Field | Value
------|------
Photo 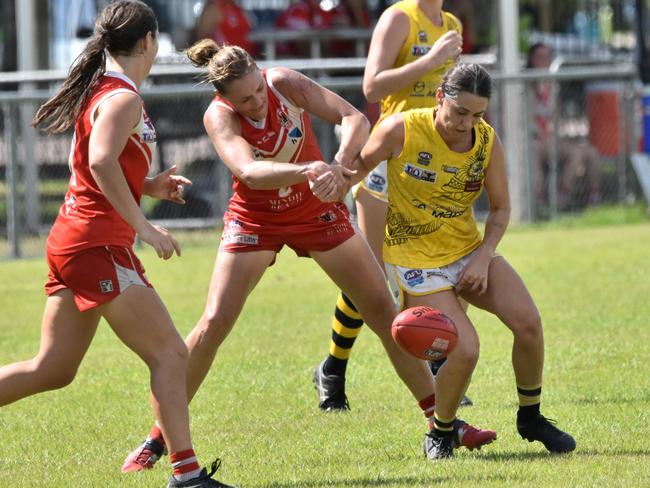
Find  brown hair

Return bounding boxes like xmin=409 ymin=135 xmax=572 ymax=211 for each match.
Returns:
xmin=185 ymin=39 xmax=256 ymax=93
xmin=32 ymin=0 xmax=157 ymax=134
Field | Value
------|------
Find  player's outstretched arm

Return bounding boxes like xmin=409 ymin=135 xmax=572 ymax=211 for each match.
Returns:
xmin=203 ymin=101 xmax=322 ymax=189
xmin=269 ymin=68 xmax=370 ymax=170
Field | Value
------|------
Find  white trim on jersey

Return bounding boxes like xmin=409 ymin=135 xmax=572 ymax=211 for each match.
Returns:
xmin=266 ymin=68 xmax=304 ymax=115
xmin=89 ymin=88 xmax=138 ymax=126
xmin=104 ymin=71 xmax=138 ymax=91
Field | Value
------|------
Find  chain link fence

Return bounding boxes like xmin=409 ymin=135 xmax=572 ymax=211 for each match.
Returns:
xmin=0 ymin=59 xmax=643 ymax=259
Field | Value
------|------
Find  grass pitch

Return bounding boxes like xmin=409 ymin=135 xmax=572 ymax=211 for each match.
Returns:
xmin=1 ymin=216 xmax=649 ymax=487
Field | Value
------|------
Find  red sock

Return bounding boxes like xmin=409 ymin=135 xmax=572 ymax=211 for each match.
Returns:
xmin=170 ymin=449 xmax=201 ymax=481
xmin=418 ymin=394 xmax=436 ymax=430
xmin=148 ymin=424 xmax=166 ymax=446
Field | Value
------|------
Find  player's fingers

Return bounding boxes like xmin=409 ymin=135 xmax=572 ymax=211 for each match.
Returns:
xmin=171 ymin=235 xmax=181 ymax=257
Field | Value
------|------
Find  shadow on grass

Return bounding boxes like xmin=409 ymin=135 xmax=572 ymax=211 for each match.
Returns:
xmin=479 ymin=448 xmax=650 ymax=462
xmin=256 ymin=474 xmax=522 ymax=488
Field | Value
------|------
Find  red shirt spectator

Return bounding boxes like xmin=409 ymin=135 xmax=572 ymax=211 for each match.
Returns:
xmin=275 ymin=0 xmax=370 ymax=57
xmin=193 ymin=0 xmax=257 ymax=55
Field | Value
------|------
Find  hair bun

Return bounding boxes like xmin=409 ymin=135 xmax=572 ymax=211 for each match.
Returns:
xmin=186 ymin=39 xmax=220 ymax=67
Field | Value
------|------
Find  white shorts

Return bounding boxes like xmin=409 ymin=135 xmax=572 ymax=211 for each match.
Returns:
xmin=385 ymin=248 xmax=482 ymax=309
xmin=352 ymin=160 xmax=388 ymax=203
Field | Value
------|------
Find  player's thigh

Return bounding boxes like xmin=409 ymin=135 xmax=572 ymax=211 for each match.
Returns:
xmin=37 ymin=290 xmax=102 ymax=370
xmin=355 ymin=188 xmax=388 ymax=266
xmin=461 ymin=256 xmax=541 ymax=334
xmin=100 ymin=285 xmax=186 ymax=366
xmin=311 ymin=234 xmax=396 ymax=327
xmin=202 ymin=250 xmax=277 ymax=322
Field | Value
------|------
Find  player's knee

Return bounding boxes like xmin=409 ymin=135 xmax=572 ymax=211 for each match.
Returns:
xmin=31 ymin=358 xmax=78 ymax=390
xmin=197 ymin=307 xmax=237 ymax=347
xmin=449 ymin=335 xmax=480 ymax=372
xmin=514 ymin=309 xmax=543 ymax=344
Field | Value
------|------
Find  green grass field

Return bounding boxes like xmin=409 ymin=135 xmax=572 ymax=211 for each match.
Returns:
xmin=1 ymin=217 xmax=649 ymax=487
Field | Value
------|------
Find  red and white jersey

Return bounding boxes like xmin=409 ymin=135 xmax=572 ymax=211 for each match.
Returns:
xmin=47 ymin=71 xmax=156 ymax=254
xmin=212 ymin=69 xmax=332 ymax=225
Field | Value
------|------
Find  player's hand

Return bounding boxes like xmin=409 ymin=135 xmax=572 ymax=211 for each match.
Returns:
xmin=427 ymin=31 xmax=463 ymax=66
xmin=456 ymin=250 xmax=491 ymax=295
xmin=145 ymin=165 xmax=192 ymax=204
xmin=307 ymin=163 xmax=355 ymax=201
xmin=139 ymin=223 xmax=181 ymax=259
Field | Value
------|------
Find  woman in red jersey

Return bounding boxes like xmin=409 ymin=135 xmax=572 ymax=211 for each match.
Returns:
xmin=123 ymin=37 xmax=442 ymax=470
xmin=0 ymin=2 xmax=231 ymax=487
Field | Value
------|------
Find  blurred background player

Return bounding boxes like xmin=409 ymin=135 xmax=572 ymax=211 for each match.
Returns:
xmin=317 ymin=63 xmax=576 ymax=459
xmin=192 ymin=0 xmax=257 ymax=55
xmin=527 ymin=42 xmax=603 ymax=210
xmin=0 ymin=1 xmax=230 ymax=486
xmin=312 ymin=0 xmax=475 ymax=412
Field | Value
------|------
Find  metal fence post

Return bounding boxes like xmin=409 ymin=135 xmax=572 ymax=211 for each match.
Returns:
xmin=3 ymin=103 xmax=22 ymax=258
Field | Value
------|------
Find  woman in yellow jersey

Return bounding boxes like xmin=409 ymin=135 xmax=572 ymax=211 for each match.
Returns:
xmin=315 ymin=63 xmax=576 ymax=459
xmin=313 ymin=0 xmax=473 ymax=413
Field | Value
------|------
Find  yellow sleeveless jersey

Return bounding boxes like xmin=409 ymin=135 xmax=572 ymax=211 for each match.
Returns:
xmin=384 ymin=108 xmax=495 ymax=268
xmin=378 ymin=2 xmax=461 ymax=125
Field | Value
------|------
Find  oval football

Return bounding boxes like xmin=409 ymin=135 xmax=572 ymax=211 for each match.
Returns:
xmin=391 ymin=307 xmax=458 ymax=361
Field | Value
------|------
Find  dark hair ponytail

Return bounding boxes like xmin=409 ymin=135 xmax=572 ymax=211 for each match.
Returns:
xmin=33 ymin=0 xmax=157 ymax=134
xmin=440 ymin=63 xmax=492 ymax=100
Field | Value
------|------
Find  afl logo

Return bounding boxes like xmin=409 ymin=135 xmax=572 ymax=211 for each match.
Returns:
xmin=404 ymin=269 xmax=422 ymax=281
xmin=369 ymin=174 xmax=386 ymax=186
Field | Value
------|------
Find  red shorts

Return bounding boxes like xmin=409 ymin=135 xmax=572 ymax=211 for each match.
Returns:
xmin=220 ymin=202 xmax=356 ymax=256
xmin=45 ymin=245 xmax=152 ymax=312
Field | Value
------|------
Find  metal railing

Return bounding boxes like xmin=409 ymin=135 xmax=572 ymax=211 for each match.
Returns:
xmin=0 ymin=58 xmax=641 ymax=259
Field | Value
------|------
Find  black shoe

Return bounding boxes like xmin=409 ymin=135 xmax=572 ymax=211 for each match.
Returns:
xmin=167 ymin=459 xmax=236 ymax=488
xmin=459 ymin=395 xmax=474 ymax=407
xmin=312 ymin=360 xmax=350 ymax=411
xmin=423 ymin=430 xmax=453 ymax=460
xmin=517 ymin=414 xmax=576 ymax=454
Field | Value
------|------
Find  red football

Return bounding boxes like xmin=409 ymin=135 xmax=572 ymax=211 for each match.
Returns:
xmin=391 ymin=306 xmax=458 ymax=361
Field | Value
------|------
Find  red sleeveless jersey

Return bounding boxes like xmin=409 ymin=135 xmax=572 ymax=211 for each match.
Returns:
xmin=47 ymin=72 xmax=156 ymax=254
xmin=213 ymin=69 xmax=333 ymax=225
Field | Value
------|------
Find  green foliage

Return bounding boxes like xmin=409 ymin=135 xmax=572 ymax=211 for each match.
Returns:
xmin=1 ymin=222 xmax=649 ymax=487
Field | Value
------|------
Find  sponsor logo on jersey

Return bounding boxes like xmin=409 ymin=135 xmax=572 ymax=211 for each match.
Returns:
xmin=256 ymin=131 xmax=276 ymax=145
xmin=426 ymin=269 xmax=447 ymax=279
xmin=226 ymin=219 xmax=243 ymax=228
xmin=411 ymin=45 xmax=432 ymax=56
xmin=288 ymin=126 xmax=303 ymax=143
xmin=418 ymin=31 xmax=428 ymax=42
xmin=413 ymin=81 xmax=425 ymax=93
xmin=319 ymin=210 xmax=338 ymax=223
xmin=405 ymin=163 xmax=437 ymax=183
xmin=141 ymin=111 xmax=157 ymax=143
xmin=269 ymin=191 xmax=303 ymax=212
xmin=222 ymin=233 xmax=259 ymax=245
xmin=442 ymin=164 xmax=459 ymax=174
xmin=277 ymin=108 xmax=291 ymax=128
xmin=404 ymin=268 xmax=424 ymax=287
xmin=417 ymin=151 xmax=432 ymax=166
xmin=99 ymin=280 xmax=114 ymax=293
xmin=464 ymin=180 xmax=482 ymax=192
xmin=430 ymin=205 xmax=465 ymax=218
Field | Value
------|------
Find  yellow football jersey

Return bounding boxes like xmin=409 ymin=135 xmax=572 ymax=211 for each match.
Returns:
xmin=383 ymin=108 xmax=495 ymax=268
xmin=378 ymin=1 xmax=462 ymax=126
